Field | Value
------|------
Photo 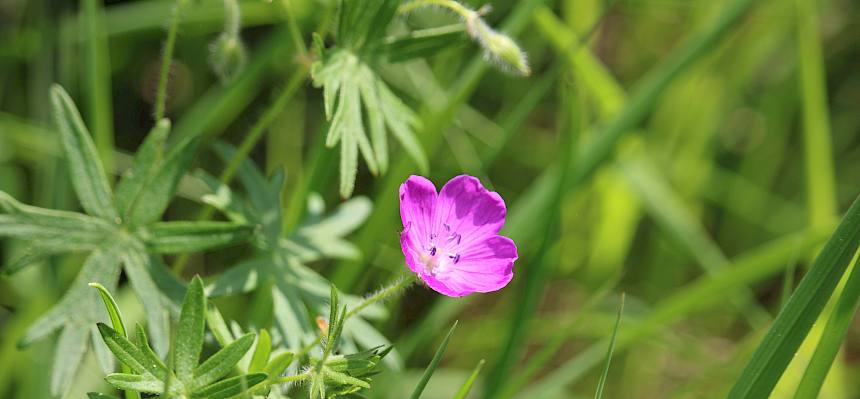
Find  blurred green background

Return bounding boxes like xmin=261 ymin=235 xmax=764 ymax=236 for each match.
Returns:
xmin=1 ymin=0 xmax=859 ymax=397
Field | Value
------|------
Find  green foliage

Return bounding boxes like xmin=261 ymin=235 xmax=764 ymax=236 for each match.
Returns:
xmin=200 ymin=143 xmax=396 ymax=365
xmin=728 ymin=195 xmax=860 ymax=398
xmin=410 ymin=321 xmax=458 ymax=399
xmin=0 ymin=86 xmax=252 ymax=396
xmin=93 ymin=276 xmax=266 ymax=398
xmin=2 ymin=0 xmax=859 ymax=398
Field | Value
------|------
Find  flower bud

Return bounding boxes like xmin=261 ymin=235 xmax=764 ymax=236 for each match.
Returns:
xmin=209 ymin=32 xmax=247 ymax=83
xmin=466 ymin=15 xmax=530 ymax=76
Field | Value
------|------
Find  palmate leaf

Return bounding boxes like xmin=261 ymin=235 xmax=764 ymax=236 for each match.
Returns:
xmin=114 ymin=118 xmax=201 ymax=227
xmin=198 ymin=148 xmax=396 ymax=365
xmin=140 ymin=220 xmax=254 ymax=254
xmin=20 ymin=248 xmax=123 ymax=395
xmin=312 ymin=48 xmax=427 ymax=198
xmin=2 ymin=85 xmax=253 ymax=396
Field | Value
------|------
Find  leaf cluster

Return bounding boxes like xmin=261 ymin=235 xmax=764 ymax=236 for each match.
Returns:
xmin=0 ymin=86 xmax=251 ymax=395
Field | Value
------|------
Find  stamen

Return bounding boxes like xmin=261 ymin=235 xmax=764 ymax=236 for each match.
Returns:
xmin=430 ymin=247 xmax=437 ymax=256
xmin=450 ymin=254 xmax=460 ymax=264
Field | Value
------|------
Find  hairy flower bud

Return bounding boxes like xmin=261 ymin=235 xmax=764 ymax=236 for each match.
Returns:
xmin=466 ymin=16 xmax=531 ymax=76
xmin=209 ymin=32 xmax=247 ymax=83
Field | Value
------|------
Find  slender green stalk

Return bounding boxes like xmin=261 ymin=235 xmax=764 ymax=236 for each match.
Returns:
xmin=154 ymin=0 xmax=190 ymax=120
xmin=81 ymin=0 xmax=114 ymax=173
xmin=346 ymin=274 xmax=416 ymax=319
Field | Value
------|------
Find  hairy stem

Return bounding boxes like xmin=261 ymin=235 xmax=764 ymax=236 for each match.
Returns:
xmin=154 ymin=0 xmax=189 ymax=121
xmin=397 ymin=0 xmax=475 ymax=19
xmin=346 ymin=274 xmax=417 ymax=319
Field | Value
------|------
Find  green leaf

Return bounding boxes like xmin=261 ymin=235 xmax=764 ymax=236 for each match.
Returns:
xmin=189 ymin=373 xmax=267 ymax=399
xmin=49 ymin=84 xmax=118 ymax=221
xmin=132 ymin=324 xmax=170 ymax=381
xmin=383 ymin=25 xmax=468 ymax=63
xmin=176 ymin=276 xmax=207 ymax=382
xmin=51 ymin=324 xmax=89 ymax=396
xmin=115 ymin=119 xmax=201 ymax=227
xmin=264 ymin=352 xmax=295 ymax=378
xmin=794 ymin=258 xmax=860 ymax=398
xmin=140 ymin=221 xmax=253 ymax=254
xmin=192 ymin=333 xmax=256 ymax=389
xmin=249 ymin=329 xmax=272 ymax=373
xmin=97 ymin=323 xmax=162 ymax=377
xmin=21 ymin=249 xmax=121 ymax=346
xmin=339 ymin=119 xmax=359 ymax=198
xmin=322 ymin=366 xmax=370 ymax=388
xmin=105 ymin=373 xmax=165 ymax=394
xmin=0 ymin=191 xmax=115 ymax=247
xmin=453 ymin=359 xmax=485 ymax=399
xmin=87 ymin=393 xmax=121 ymax=399
xmin=205 ymin=304 xmax=236 ymax=347
xmin=594 ymin=294 xmax=625 ymax=399
xmin=727 ymin=194 xmax=860 ymax=398
xmin=122 ymin=248 xmax=171 ymax=355
xmin=206 ymin=258 xmax=264 ymax=297
xmin=376 ymin=78 xmax=427 ymax=173
xmin=89 ymin=283 xmax=127 ymax=338
xmin=409 ymin=321 xmax=458 ymax=399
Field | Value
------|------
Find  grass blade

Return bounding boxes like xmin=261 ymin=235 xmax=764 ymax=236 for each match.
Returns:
xmin=409 ymin=320 xmax=458 ymax=399
xmin=453 ymin=359 xmax=485 ymax=399
xmin=793 ymin=255 xmax=860 ymax=398
xmin=594 ymin=294 xmax=625 ymax=399
xmin=727 ymin=193 xmax=860 ymax=398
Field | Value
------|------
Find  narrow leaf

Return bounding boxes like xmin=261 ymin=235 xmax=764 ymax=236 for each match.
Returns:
xmin=104 ymin=373 xmax=165 ymax=394
xmin=794 ymin=257 xmax=860 ymax=398
xmin=192 ymin=333 xmax=256 ymax=389
xmin=190 ymin=373 xmax=267 ymax=399
xmin=89 ymin=283 xmax=127 ymax=338
xmin=141 ymin=221 xmax=253 ymax=254
xmin=728 ymin=194 xmax=860 ymax=398
xmin=453 ymin=359 xmax=485 ymax=399
xmin=249 ymin=329 xmax=272 ymax=373
xmin=594 ymin=294 xmax=625 ymax=399
xmin=176 ymin=276 xmax=206 ymax=382
xmin=122 ymin=248 xmax=170 ymax=355
xmin=133 ymin=324 xmax=169 ymax=380
xmin=49 ymin=84 xmax=118 ymax=221
xmin=51 ymin=324 xmax=89 ymax=396
xmin=409 ymin=321 xmax=458 ymax=399
xmin=97 ymin=323 xmax=159 ymax=377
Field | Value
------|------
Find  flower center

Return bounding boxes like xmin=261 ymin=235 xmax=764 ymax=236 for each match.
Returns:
xmin=421 ymin=224 xmax=462 ymax=276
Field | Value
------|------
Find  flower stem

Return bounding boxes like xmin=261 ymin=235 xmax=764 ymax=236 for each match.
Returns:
xmin=274 ymin=372 xmax=310 ymax=384
xmin=154 ymin=0 xmax=189 ymax=121
xmin=397 ymin=0 xmax=475 ymax=19
xmin=346 ymin=274 xmax=417 ymax=319
xmin=300 ymin=274 xmax=418 ymax=352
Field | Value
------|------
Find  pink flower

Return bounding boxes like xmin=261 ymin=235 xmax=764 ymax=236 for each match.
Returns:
xmin=399 ymin=175 xmax=517 ymax=297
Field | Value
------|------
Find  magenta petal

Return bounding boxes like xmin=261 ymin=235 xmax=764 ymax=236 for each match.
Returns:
xmin=400 ymin=224 xmax=424 ymax=275
xmin=424 ymin=236 xmax=517 ymax=297
xmin=399 ymin=175 xmax=438 ymax=247
xmin=434 ymin=175 xmax=506 ymax=248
